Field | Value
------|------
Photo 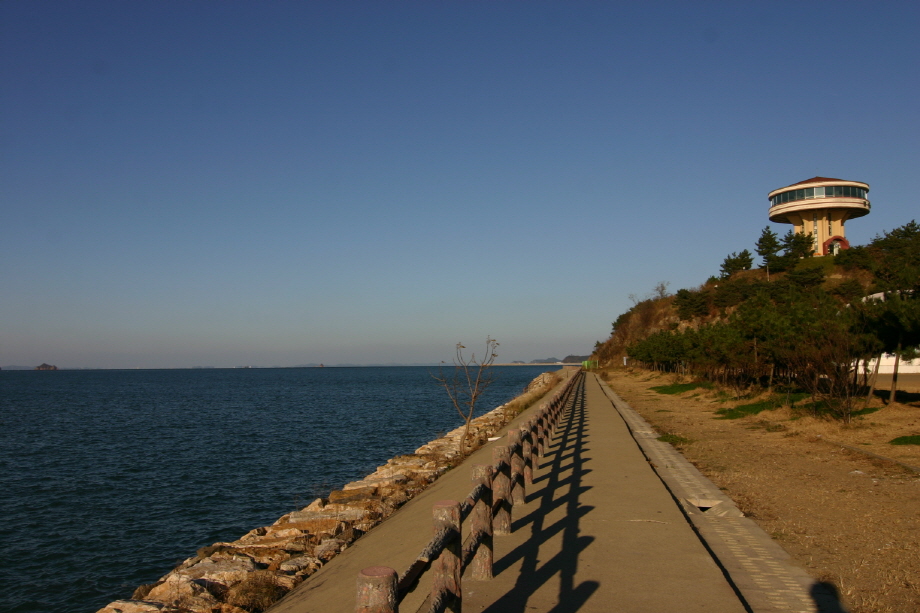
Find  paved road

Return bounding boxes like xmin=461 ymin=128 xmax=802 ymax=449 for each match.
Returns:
xmin=270 ymin=372 xmax=818 ymax=613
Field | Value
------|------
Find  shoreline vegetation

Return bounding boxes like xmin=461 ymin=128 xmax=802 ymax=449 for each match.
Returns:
xmin=593 ymin=220 xmax=920 ymax=422
xmin=96 ymin=369 xmax=568 ymax=613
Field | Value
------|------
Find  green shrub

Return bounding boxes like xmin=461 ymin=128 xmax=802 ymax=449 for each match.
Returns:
xmin=715 ymin=397 xmax=783 ymax=420
xmin=889 ymin=435 xmax=920 ymax=446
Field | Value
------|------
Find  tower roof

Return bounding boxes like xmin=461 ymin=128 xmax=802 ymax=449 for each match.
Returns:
xmin=774 ymin=176 xmax=868 ymax=193
xmin=788 ymin=176 xmax=846 ymax=186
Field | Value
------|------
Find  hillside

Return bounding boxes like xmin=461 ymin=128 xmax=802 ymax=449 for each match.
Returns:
xmin=592 ymin=220 xmax=920 ymax=420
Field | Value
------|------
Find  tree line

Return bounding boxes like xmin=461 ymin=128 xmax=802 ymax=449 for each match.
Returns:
xmin=595 ymin=221 xmax=920 ymax=421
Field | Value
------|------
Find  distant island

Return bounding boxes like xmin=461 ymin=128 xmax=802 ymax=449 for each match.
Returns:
xmin=35 ymin=363 xmax=58 ymax=371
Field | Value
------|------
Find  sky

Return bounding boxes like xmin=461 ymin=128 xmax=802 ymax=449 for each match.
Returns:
xmin=2 ymin=1 xmax=918 ymax=369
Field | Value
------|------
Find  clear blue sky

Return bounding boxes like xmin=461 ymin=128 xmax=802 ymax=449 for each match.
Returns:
xmin=2 ymin=1 xmax=918 ymax=368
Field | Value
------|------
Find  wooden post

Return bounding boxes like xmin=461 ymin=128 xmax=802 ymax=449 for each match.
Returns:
xmin=469 ymin=465 xmax=493 ymax=580
xmin=432 ymin=501 xmax=461 ymax=612
xmin=520 ymin=424 xmax=533 ymax=486
xmin=540 ymin=406 xmax=550 ymax=455
xmin=492 ymin=445 xmax=511 ymax=536
xmin=356 ymin=566 xmax=398 ymax=613
xmin=536 ymin=411 xmax=546 ymax=457
xmin=508 ymin=429 xmax=525 ymax=505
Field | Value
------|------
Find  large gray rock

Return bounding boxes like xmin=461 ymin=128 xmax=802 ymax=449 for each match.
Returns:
xmin=314 ymin=538 xmax=347 ymax=562
xmin=279 ymin=555 xmax=323 ymax=573
xmin=144 ymin=574 xmax=218 ymax=610
xmin=179 ymin=555 xmax=257 ymax=589
xmin=288 ymin=507 xmax=370 ymax=523
xmin=96 ymin=601 xmax=181 ymax=613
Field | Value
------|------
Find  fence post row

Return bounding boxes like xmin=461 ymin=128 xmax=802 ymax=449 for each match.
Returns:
xmin=356 ymin=371 xmax=582 ymax=612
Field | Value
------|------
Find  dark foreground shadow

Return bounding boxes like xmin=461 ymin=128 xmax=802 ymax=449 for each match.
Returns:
xmin=811 ymin=581 xmax=849 ymax=613
xmin=480 ymin=374 xmax=599 ymax=613
xmin=873 ymin=388 xmax=920 ymax=405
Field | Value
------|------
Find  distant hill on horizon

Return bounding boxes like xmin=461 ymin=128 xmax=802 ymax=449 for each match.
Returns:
xmin=529 ymin=355 xmax=589 ymax=364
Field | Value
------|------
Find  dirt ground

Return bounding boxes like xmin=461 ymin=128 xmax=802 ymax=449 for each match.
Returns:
xmin=602 ymin=369 xmax=920 ymax=613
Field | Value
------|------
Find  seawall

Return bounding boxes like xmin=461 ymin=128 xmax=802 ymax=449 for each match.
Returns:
xmin=96 ymin=369 xmax=569 ymax=613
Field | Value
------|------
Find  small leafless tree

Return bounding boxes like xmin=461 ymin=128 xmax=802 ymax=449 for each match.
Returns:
xmin=432 ymin=337 xmax=499 ymax=456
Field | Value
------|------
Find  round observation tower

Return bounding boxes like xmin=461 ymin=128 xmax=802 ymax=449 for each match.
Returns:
xmin=768 ymin=176 xmax=870 ymax=256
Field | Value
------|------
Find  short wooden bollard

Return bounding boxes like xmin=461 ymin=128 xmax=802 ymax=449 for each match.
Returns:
xmin=356 ymin=566 xmax=399 ymax=613
xmin=432 ymin=501 xmax=461 ymax=613
xmin=492 ymin=445 xmax=512 ymax=536
xmin=520 ymin=424 xmax=533 ymax=486
xmin=537 ymin=409 xmax=547 ymax=457
xmin=508 ymin=429 xmax=525 ymax=505
xmin=470 ymin=465 xmax=493 ymax=580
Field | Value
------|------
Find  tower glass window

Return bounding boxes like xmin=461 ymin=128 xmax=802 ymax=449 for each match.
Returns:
xmin=770 ymin=184 xmax=869 ymax=207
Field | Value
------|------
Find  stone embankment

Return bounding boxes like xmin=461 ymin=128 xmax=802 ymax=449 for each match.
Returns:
xmin=97 ymin=370 xmax=565 ymax=613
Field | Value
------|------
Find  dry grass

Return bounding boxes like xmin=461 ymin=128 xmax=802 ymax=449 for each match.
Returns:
xmin=225 ymin=571 xmax=286 ymax=612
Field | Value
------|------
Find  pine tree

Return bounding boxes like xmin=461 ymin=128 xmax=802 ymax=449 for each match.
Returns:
xmin=719 ymin=249 xmax=754 ymax=279
xmin=755 ymin=226 xmax=781 ymax=269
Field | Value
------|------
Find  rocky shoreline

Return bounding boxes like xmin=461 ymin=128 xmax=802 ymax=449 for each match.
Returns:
xmin=97 ymin=370 xmax=566 ymax=613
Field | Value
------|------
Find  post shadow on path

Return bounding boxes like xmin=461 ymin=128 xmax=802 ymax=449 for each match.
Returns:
xmin=479 ymin=374 xmax=600 ymax=613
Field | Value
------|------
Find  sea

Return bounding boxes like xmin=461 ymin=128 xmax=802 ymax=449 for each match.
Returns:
xmin=0 ymin=365 xmax=554 ymax=613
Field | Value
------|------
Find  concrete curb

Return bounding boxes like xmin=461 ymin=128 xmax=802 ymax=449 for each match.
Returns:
xmin=595 ymin=375 xmax=818 ymax=613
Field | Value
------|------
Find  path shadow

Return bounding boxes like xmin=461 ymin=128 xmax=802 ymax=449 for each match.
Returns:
xmin=480 ymin=374 xmax=599 ymax=613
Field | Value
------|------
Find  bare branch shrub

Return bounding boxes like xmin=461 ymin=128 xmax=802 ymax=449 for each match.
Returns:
xmin=432 ymin=337 xmax=499 ymax=456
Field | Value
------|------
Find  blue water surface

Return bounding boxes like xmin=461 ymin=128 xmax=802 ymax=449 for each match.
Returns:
xmin=0 ymin=366 xmax=552 ymax=613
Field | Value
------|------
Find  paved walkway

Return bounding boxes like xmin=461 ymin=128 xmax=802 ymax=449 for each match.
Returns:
xmin=270 ymin=372 xmax=818 ymax=613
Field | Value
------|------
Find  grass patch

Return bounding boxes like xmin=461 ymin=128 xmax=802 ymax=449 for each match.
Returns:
xmin=851 ymin=405 xmax=881 ymax=417
xmin=657 ymin=433 xmax=692 ymax=446
xmin=650 ymin=382 xmax=702 ymax=395
xmin=889 ymin=435 xmax=920 ymax=446
xmin=794 ymin=400 xmax=832 ymax=415
xmin=716 ymin=397 xmax=783 ymax=420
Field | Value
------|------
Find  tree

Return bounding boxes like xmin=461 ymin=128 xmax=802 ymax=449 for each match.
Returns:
xmin=755 ymin=226 xmax=781 ymax=271
xmin=870 ymin=220 xmax=920 ymax=293
xmin=432 ymin=337 xmax=499 ymax=456
xmin=781 ymin=295 xmax=869 ymax=422
xmin=830 ymin=278 xmax=866 ymax=304
xmin=867 ymin=293 xmax=920 ymax=404
xmin=785 ymin=265 xmax=825 ymax=288
xmin=653 ymin=281 xmax=671 ymax=299
xmin=673 ymin=288 xmax=709 ymax=320
xmin=781 ymin=229 xmax=815 ymax=261
xmin=719 ymin=250 xmax=754 ymax=279
xmin=763 ymin=230 xmax=816 ymax=272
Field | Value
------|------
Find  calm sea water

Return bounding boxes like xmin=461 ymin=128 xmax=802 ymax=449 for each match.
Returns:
xmin=0 ymin=366 xmax=552 ymax=613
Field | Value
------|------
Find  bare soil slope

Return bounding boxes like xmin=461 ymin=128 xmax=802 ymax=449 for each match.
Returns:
xmin=604 ymin=369 xmax=920 ymax=613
